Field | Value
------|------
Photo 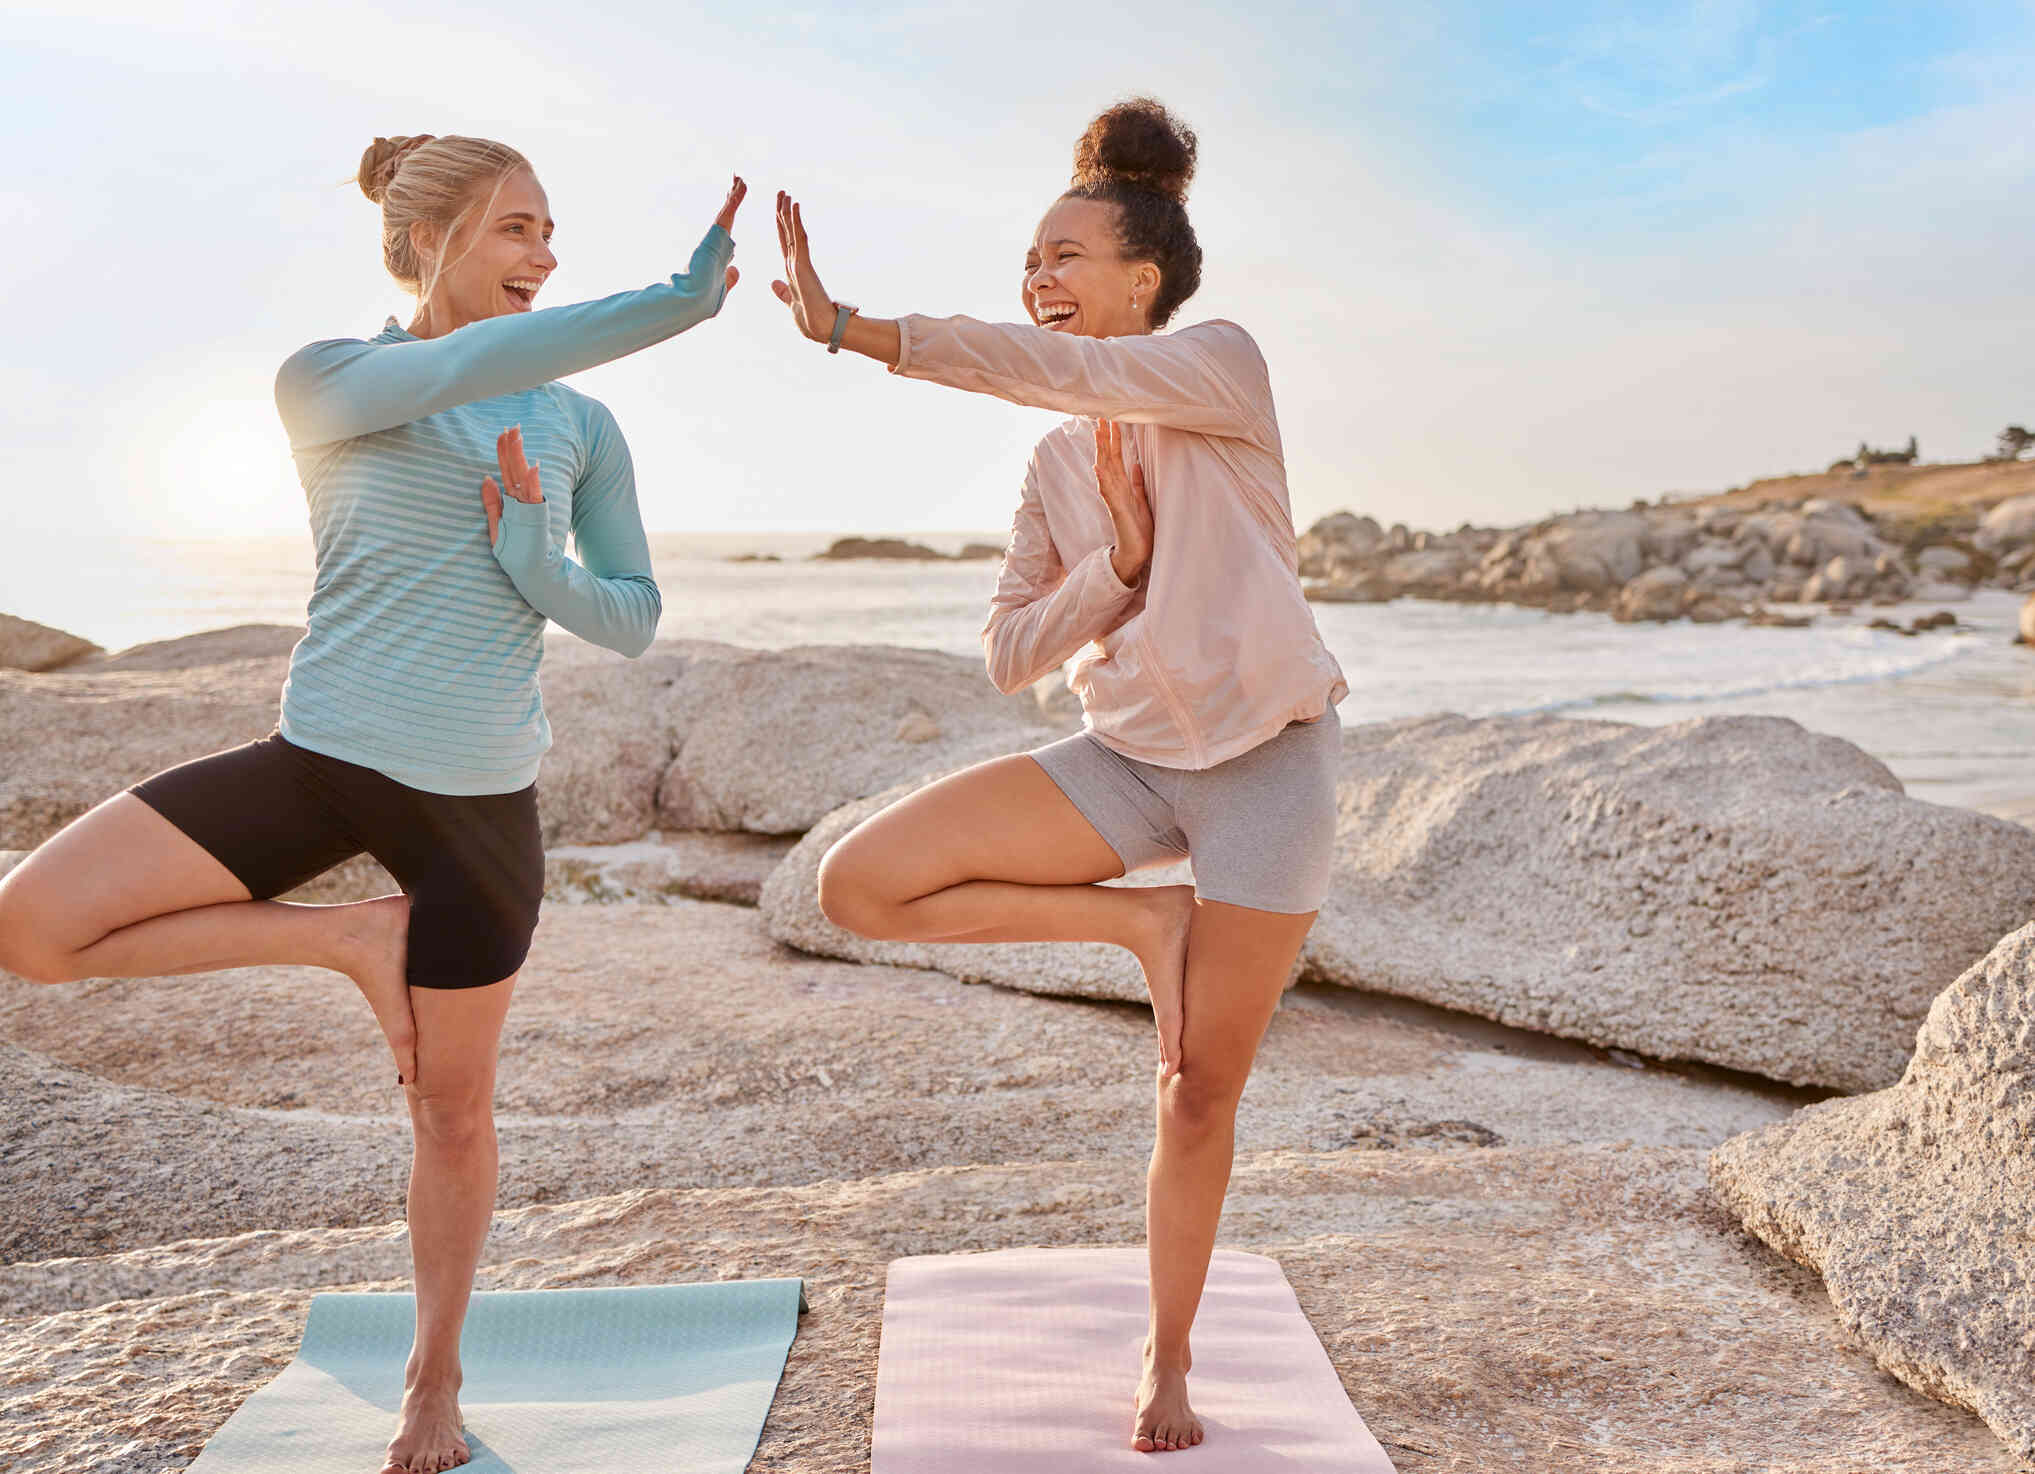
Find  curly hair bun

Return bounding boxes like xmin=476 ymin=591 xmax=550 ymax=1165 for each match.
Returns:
xmin=1071 ymin=98 xmax=1196 ymax=202
xmin=357 ymin=134 xmax=436 ymax=205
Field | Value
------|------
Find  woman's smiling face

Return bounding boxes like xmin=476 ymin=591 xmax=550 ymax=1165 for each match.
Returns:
xmin=422 ymin=167 xmax=558 ymax=328
xmin=1022 ymin=195 xmax=1159 ymax=339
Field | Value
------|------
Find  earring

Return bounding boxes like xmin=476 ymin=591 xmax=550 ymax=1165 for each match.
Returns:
xmin=1130 ymin=291 xmax=1139 ymax=311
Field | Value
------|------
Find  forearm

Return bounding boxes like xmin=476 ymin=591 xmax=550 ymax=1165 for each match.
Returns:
xmin=837 ymin=310 xmax=903 ymax=368
xmin=981 ymin=543 xmax=1140 ymax=694
xmin=279 ymin=228 xmax=734 ymax=448
xmin=491 ymin=500 xmax=662 ymax=657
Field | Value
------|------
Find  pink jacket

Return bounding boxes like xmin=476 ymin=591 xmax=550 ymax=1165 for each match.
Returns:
xmin=893 ymin=315 xmax=1348 ymax=770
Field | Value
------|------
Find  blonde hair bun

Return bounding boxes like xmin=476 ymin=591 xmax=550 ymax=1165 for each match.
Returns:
xmin=357 ymin=134 xmax=437 ymax=205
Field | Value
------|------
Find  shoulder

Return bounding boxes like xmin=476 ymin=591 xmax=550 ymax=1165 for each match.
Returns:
xmin=1169 ymin=319 xmax=1267 ymax=375
xmin=1028 ymin=419 xmax=1093 ymax=472
xmin=274 ymin=336 xmax=370 ymax=391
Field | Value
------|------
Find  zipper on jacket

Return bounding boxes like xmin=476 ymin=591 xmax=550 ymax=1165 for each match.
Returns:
xmin=1138 ymin=624 xmax=1205 ymax=768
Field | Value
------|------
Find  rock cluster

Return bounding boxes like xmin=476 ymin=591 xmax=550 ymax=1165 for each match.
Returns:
xmin=1709 ymin=922 xmax=2035 ymax=1462
xmin=810 ymin=537 xmax=1003 ymax=561
xmin=1299 ymin=493 xmax=2032 ymax=621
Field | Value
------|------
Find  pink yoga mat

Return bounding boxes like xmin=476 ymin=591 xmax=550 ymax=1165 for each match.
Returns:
xmin=872 ymin=1246 xmax=1398 ymax=1471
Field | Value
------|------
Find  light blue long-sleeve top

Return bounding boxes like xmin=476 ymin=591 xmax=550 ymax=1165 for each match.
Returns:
xmin=271 ymin=225 xmax=733 ymax=796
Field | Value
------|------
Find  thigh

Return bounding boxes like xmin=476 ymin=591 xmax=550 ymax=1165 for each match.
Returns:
xmin=0 ymin=794 xmax=253 ymax=958
xmin=1178 ymin=899 xmax=1318 ymax=1095
xmin=1176 ymin=713 xmax=1340 ymax=914
xmin=359 ymin=781 xmax=545 ymax=991
xmin=1 ymin=734 xmax=361 ymax=955
xmin=407 ymin=973 xmax=519 ymax=1107
xmin=826 ymin=751 xmax=1130 ymax=901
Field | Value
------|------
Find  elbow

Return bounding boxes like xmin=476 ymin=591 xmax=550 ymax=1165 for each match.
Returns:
xmin=981 ymin=631 xmax=1025 ymax=695
xmin=618 ymin=587 xmax=661 ymax=659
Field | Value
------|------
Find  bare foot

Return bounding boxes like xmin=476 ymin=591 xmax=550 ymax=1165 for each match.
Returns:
xmin=1132 ymin=1338 xmax=1203 ymax=1453
xmin=1131 ymin=886 xmax=1196 ymax=1079
xmin=337 ymin=895 xmax=417 ymax=1085
xmin=381 ymin=1376 xmax=469 ymax=1473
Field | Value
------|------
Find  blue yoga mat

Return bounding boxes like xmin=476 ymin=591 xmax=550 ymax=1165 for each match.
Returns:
xmin=188 ymin=1279 xmax=808 ymax=1473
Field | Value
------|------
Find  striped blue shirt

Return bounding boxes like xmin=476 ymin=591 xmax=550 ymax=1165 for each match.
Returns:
xmin=272 ymin=225 xmax=733 ymax=795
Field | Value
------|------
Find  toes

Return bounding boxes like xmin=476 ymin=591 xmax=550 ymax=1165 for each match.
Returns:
xmin=1133 ymin=1434 xmax=1157 ymax=1452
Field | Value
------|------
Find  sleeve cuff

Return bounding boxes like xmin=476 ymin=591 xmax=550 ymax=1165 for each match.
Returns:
xmin=889 ymin=313 xmax=916 ymax=377
xmin=1092 ymin=542 xmax=1141 ymax=596
xmin=491 ymin=494 xmax=550 ymax=560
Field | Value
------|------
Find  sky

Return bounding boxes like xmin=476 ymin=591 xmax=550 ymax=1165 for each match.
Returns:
xmin=6 ymin=0 xmax=2033 ymax=541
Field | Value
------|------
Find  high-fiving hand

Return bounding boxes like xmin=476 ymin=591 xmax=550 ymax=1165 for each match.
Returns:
xmin=771 ymin=191 xmax=836 ymax=344
xmin=1093 ymin=420 xmax=1153 ymax=587
xmin=713 ymin=175 xmax=747 ymax=295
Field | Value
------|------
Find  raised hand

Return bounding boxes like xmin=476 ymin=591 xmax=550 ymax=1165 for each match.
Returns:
xmin=480 ymin=425 xmax=544 ymax=547
xmin=712 ymin=175 xmax=746 ymax=295
xmin=771 ymin=191 xmax=836 ymax=343
xmin=1093 ymin=420 xmax=1153 ymax=586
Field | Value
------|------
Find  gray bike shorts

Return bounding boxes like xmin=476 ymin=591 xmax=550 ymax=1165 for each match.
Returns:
xmin=1028 ymin=706 xmax=1342 ymax=915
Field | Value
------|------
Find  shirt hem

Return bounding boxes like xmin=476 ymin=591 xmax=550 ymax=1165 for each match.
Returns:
xmin=1085 ymin=683 xmax=1345 ymax=772
xmin=278 ymin=714 xmax=543 ymax=797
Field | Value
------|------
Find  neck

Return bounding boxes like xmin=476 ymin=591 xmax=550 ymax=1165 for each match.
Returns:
xmin=406 ymin=296 xmax=474 ymax=340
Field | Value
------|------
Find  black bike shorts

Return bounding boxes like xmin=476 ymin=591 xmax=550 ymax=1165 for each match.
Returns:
xmin=130 ymin=732 xmax=543 ymax=989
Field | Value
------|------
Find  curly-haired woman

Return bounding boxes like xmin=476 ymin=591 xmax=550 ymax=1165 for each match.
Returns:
xmin=771 ymin=99 xmax=1346 ymax=1454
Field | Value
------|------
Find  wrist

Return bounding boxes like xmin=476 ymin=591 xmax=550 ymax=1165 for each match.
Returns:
xmin=826 ymin=301 xmax=858 ymax=353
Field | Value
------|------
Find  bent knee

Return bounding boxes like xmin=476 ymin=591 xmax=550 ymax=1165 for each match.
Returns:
xmin=815 ymin=839 xmax=897 ymax=937
xmin=0 ymin=875 xmax=79 ymax=983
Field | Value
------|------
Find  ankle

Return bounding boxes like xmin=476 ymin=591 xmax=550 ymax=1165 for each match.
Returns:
xmin=403 ymin=1357 xmax=463 ymax=1396
xmin=1143 ymin=1336 xmax=1191 ymax=1374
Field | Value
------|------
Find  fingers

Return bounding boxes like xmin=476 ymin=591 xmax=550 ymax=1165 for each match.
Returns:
xmin=521 ymin=461 xmax=542 ymax=504
xmin=713 ymin=175 xmax=748 ymax=235
xmin=496 ymin=425 xmax=530 ymax=485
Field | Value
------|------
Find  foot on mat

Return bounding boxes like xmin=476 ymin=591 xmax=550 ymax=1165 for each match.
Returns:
xmin=1132 ymin=1341 xmax=1204 ymax=1452
xmin=382 ymin=1380 xmax=470 ymax=1473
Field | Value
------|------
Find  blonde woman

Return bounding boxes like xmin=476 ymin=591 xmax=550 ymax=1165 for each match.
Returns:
xmin=772 ymin=100 xmax=1347 ymax=1453
xmin=0 ymin=135 xmax=745 ymax=1474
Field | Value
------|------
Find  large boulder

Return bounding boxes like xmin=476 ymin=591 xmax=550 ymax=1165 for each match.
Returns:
xmin=1709 ymin=923 xmax=2035 ymax=1460
xmin=1977 ymin=494 xmax=2035 ymax=554
xmin=1380 ymin=547 xmax=1471 ymax=592
xmin=1530 ymin=512 xmax=1647 ymax=592
xmin=654 ymin=644 xmax=1066 ymax=834
xmin=0 ymin=633 xmax=285 ymax=848
xmin=0 ymin=614 xmax=100 ymax=673
xmin=1612 ymin=565 xmax=1688 ymax=622
xmin=1303 ymin=713 xmax=2035 ymax=1090
xmin=1295 ymin=511 xmax=1383 ymax=577
xmin=759 ymin=781 xmax=1226 ymax=1004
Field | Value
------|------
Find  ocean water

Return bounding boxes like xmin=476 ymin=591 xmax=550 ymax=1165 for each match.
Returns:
xmin=10 ymin=530 xmax=2035 ymax=817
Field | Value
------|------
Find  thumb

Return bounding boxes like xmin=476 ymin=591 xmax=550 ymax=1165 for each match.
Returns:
xmin=772 ymin=279 xmax=792 ymax=304
xmin=481 ymin=476 xmax=502 ymax=546
xmin=724 ymin=264 xmax=740 ymax=293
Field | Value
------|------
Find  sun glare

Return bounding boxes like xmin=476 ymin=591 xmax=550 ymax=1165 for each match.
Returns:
xmin=154 ymin=399 xmax=299 ymax=536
